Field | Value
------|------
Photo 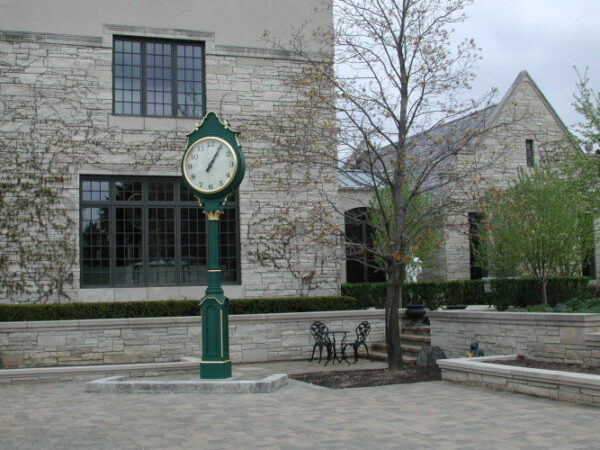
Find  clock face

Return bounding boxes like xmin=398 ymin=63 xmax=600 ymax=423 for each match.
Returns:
xmin=182 ymin=137 xmax=238 ymax=195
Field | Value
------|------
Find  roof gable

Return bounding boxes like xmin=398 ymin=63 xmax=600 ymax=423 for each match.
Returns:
xmin=487 ymin=70 xmax=570 ymax=137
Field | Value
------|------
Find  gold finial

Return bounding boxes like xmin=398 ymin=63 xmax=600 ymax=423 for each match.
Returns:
xmin=204 ymin=211 xmax=224 ymax=221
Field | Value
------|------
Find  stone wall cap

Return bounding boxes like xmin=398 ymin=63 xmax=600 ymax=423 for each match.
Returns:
xmin=230 ymin=309 xmax=389 ymax=323
xmin=428 ymin=310 xmax=600 ymax=326
xmin=0 ymin=316 xmax=201 ymax=331
xmin=0 ymin=360 xmax=198 ymax=378
xmin=0 ymin=309 xmax=391 ymax=331
xmin=438 ymin=356 xmax=600 ymax=390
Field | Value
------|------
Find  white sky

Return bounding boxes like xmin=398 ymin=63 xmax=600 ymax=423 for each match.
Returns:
xmin=454 ymin=0 xmax=600 ymax=129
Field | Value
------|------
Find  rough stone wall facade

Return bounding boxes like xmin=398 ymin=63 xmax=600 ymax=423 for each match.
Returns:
xmin=0 ymin=309 xmax=386 ymax=368
xmin=429 ymin=311 xmax=600 ymax=366
xmin=440 ymin=73 xmax=571 ymax=281
xmin=335 ymin=72 xmax=586 ymax=283
xmin=0 ymin=19 xmax=341 ymax=303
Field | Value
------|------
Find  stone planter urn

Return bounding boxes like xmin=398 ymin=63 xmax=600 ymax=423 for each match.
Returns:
xmin=405 ymin=304 xmax=427 ymax=326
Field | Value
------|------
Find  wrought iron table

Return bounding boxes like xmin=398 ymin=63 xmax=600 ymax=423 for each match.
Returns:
xmin=325 ymin=330 xmax=349 ymax=365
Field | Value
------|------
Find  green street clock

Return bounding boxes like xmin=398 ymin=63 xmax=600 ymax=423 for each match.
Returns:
xmin=182 ymin=112 xmax=245 ymax=379
xmin=182 ymin=136 xmax=239 ymax=196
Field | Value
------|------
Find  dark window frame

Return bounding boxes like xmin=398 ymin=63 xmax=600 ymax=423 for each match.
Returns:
xmin=468 ymin=212 xmax=488 ymax=280
xmin=112 ymin=36 xmax=206 ymax=118
xmin=526 ymin=139 xmax=534 ymax=167
xmin=79 ymin=176 xmax=240 ymax=288
xmin=344 ymin=208 xmax=386 ymax=284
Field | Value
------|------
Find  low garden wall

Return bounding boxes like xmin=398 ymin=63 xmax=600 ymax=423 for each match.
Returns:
xmin=429 ymin=311 xmax=600 ymax=366
xmin=438 ymin=356 xmax=600 ymax=407
xmin=0 ymin=309 xmax=388 ymax=368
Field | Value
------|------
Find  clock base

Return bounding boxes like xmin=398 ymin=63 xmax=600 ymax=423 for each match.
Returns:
xmin=200 ymin=360 xmax=232 ymax=379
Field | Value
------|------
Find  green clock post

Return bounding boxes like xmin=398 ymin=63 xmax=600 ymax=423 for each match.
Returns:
xmin=181 ymin=112 xmax=245 ymax=379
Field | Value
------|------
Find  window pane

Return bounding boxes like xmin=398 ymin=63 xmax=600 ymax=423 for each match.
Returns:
xmin=147 ymin=208 xmax=177 ymax=285
xmin=344 ymin=208 xmax=385 ymax=283
xmin=81 ymin=207 xmax=110 ymax=286
xmin=180 ymin=182 xmax=198 ymax=202
xmin=113 ymin=38 xmax=142 ymax=116
xmin=180 ymin=206 xmax=207 ymax=285
xmin=114 ymin=207 xmax=144 ymax=285
xmin=220 ymin=207 xmax=238 ymax=282
xmin=114 ymin=38 xmax=204 ymax=118
xmin=176 ymin=43 xmax=204 ymax=118
xmin=81 ymin=180 xmax=109 ymax=202
xmin=115 ymin=181 xmax=142 ymax=202
xmin=80 ymin=177 xmax=238 ymax=288
xmin=148 ymin=181 xmax=175 ymax=202
xmin=146 ymin=40 xmax=173 ymax=117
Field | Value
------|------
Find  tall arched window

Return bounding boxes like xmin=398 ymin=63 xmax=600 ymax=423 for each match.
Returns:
xmin=344 ymin=208 xmax=386 ymax=283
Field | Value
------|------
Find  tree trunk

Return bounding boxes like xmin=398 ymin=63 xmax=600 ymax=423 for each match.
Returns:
xmin=386 ymin=264 xmax=404 ymax=370
xmin=541 ymin=277 xmax=548 ymax=305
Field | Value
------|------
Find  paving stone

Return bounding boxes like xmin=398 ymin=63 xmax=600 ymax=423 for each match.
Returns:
xmin=2 ymin=360 xmax=599 ymax=449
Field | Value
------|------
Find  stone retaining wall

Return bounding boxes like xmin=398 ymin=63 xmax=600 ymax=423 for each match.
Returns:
xmin=0 ymin=309 xmax=388 ymax=368
xmin=439 ymin=356 xmax=600 ymax=407
xmin=429 ymin=311 xmax=600 ymax=365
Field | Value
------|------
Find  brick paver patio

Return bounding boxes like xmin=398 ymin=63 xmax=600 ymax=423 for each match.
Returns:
xmin=2 ymin=361 xmax=599 ymax=449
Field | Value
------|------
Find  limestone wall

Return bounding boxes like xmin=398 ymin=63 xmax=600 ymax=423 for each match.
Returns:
xmin=429 ymin=311 xmax=600 ymax=365
xmin=0 ymin=309 xmax=387 ymax=368
xmin=441 ymin=73 xmax=570 ymax=281
xmin=0 ymin=22 xmax=340 ymax=303
xmin=0 ymin=0 xmax=332 ymax=51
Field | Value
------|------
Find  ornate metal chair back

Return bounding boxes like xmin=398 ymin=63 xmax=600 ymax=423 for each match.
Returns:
xmin=310 ymin=321 xmax=330 ymax=345
xmin=355 ymin=320 xmax=371 ymax=344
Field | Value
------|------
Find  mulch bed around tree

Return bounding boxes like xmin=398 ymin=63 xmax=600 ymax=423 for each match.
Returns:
xmin=489 ymin=358 xmax=600 ymax=376
xmin=289 ymin=366 xmax=441 ymax=389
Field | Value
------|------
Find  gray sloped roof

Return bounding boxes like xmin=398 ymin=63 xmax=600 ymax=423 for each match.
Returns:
xmin=406 ymin=105 xmax=497 ymax=154
xmin=338 ymin=169 xmax=378 ymax=189
xmin=345 ymin=104 xmax=498 ymax=172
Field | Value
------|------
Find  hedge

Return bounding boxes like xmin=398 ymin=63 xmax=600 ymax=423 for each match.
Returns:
xmin=0 ymin=296 xmax=359 ymax=322
xmin=342 ymin=280 xmax=486 ymax=310
xmin=514 ymin=297 xmax=600 ymax=313
xmin=342 ymin=277 xmax=590 ymax=310
xmin=489 ymin=277 xmax=591 ymax=309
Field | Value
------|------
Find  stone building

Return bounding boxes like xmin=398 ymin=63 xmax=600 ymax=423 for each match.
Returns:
xmin=1 ymin=2 xmax=597 ymax=305
xmin=340 ymin=71 xmax=600 ymax=283
xmin=0 ymin=0 xmax=340 ymax=303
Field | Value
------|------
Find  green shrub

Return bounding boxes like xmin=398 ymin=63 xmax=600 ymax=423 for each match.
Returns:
xmin=343 ymin=276 xmax=590 ymax=311
xmin=547 ymin=277 xmax=592 ymax=304
xmin=342 ymin=279 xmax=486 ymax=310
xmin=340 ymin=282 xmax=387 ymax=309
xmin=515 ymin=297 xmax=600 ymax=313
xmin=229 ymin=296 xmax=359 ymax=314
xmin=0 ymin=296 xmax=360 ymax=322
xmin=489 ymin=277 xmax=590 ymax=309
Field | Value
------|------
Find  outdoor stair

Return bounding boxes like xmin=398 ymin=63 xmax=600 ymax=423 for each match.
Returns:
xmin=368 ymin=325 xmax=431 ymax=365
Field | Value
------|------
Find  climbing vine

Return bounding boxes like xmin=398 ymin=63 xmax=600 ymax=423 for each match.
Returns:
xmin=0 ymin=36 xmax=183 ymax=303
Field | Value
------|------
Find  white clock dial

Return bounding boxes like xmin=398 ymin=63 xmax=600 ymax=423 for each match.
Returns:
xmin=183 ymin=137 xmax=238 ymax=194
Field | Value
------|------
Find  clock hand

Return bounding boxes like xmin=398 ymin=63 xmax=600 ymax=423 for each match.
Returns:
xmin=205 ymin=147 xmax=221 ymax=172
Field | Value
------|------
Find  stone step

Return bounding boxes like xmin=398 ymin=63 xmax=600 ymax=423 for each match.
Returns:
xmin=371 ymin=342 xmax=387 ymax=352
xmin=401 ymin=334 xmax=431 ymax=344
xmin=369 ymin=349 xmax=417 ymax=364
xmin=402 ymin=325 xmax=431 ymax=336
xmin=371 ymin=338 xmax=430 ymax=353
xmin=370 ymin=349 xmax=387 ymax=361
xmin=401 ymin=343 xmax=423 ymax=354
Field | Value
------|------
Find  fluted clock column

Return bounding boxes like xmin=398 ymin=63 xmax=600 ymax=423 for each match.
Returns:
xmin=199 ymin=208 xmax=231 ymax=379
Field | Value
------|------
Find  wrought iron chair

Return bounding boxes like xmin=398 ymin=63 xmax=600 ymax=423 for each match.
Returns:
xmin=341 ymin=321 xmax=371 ymax=363
xmin=309 ymin=321 xmax=332 ymax=363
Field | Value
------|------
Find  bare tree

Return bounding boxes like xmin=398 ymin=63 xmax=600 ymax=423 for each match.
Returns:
xmin=249 ymin=0 xmax=533 ymax=369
